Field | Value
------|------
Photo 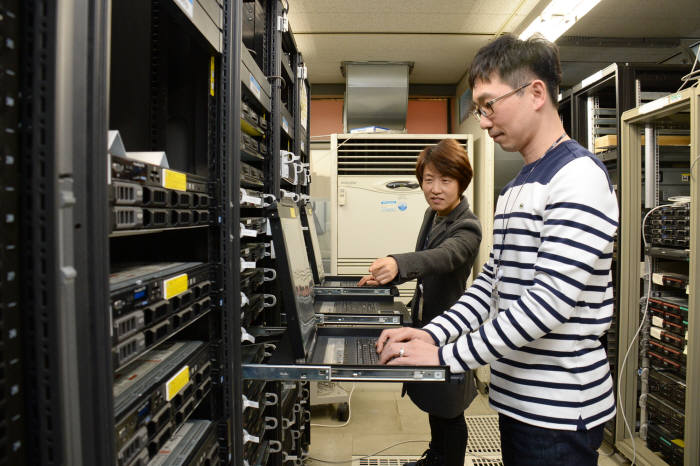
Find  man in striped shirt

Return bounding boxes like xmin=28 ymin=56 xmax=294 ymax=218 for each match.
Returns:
xmin=377 ymin=34 xmax=618 ymax=465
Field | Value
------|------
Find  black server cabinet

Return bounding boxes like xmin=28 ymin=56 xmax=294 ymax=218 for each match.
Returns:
xmin=20 ymin=0 xmax=115 ymax=465
xmin=108 ymin=0 xmax=234 ymax=464
xmin=567 ymin=62 xmax=690 ymax=445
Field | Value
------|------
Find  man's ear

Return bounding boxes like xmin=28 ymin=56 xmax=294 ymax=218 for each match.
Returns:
xmin=530 ymin=80 xmax=548 ymax=111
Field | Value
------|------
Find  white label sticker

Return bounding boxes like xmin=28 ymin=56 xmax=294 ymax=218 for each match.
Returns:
xmin=652 ymin=273 xmax=664 ymax=286
xmin=650 ymin=326 xmax=662 ymax=340
xmin=380 ymin=200 xmax=397 ymax=212
xmin=652 ymin=316 xmax=664 ymax=327
xmin=173 ymin=0 xmax=194 ymax=18
xmin=249 ymin=75 xmax=261 ymax=100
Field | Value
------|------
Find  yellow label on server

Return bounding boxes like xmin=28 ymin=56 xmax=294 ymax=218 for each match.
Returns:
xmin=290 ymin=207 xmax=296 ymax=218
xmin=165 ymin=365 xmax=190 ymax=401
xmin=163 ymin=273 xmax=188 ymax=299
xmin=210 ymin=56 xmax=215 ymax=96
xmin=163 ymin=169 xmax=187 ymax=191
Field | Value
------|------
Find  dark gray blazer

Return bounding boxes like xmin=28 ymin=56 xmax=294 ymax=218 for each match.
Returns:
xmin=390 ymin=196 xmax=482 ymax=418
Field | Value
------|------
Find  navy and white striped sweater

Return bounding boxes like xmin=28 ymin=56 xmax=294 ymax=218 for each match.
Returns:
xmin=423 ymin=139 xmax=618 ymax=431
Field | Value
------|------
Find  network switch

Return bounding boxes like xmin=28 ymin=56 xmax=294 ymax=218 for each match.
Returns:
xmin=113 ymin=341 xmax=211 ymax=465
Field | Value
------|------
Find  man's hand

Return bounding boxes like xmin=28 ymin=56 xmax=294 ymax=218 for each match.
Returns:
xmin=368 ymin=257 xmax=399 ymax=285
xmin=374 ymin=327 xmax=439 ymax=366
xmin=357 ymin=275 xmax=379 ymax=286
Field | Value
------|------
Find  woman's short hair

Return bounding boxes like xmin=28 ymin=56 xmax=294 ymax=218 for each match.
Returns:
xmin=415 ymin=139 xmax=473 ymax=196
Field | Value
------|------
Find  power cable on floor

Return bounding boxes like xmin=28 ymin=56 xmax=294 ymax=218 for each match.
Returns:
xmin=310 ymin=383 xmax=356 ymax=428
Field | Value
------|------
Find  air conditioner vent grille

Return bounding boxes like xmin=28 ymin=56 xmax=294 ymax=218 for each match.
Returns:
xmin=337 ymin=137 xmax=469 ymax=175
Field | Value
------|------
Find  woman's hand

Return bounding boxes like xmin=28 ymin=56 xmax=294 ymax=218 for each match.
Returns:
xmin=357 ymin=275 xmax=379 ymax=286
xmin=368 ymin=257 xmax=399 ymax=284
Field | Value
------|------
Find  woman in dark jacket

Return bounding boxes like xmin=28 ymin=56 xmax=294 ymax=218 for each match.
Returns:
xmin=359 ymin=138 xmax=482 ymax=466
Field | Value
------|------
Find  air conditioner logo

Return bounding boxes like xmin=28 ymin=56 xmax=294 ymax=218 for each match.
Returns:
xmin=380 ymin=200 xmax=408 ymax=212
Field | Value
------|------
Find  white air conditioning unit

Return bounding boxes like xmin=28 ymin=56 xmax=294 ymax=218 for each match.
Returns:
xmin=328 ymin=133 xmax=473 ymax=304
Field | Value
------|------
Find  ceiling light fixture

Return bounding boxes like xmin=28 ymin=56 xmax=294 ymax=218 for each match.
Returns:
xmin=519 ymin=0 xmax=602 ymax=42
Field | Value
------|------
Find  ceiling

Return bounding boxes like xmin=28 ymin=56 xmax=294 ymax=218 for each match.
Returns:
xmin=286 ymin=0 xmax=700 ymax=91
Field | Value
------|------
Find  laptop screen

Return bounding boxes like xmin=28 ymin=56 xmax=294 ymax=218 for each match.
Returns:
xmin=302 ymin=204 xmax=326 ymax=284
xmin=276 ymin=202 xmax=317 ymax=358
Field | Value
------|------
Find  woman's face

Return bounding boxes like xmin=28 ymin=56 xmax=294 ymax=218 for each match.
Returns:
xmin=421 ymin=163 xmax=461 ymax=216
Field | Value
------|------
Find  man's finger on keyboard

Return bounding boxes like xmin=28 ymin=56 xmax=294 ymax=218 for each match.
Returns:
xmin=375 ymin=328 xmax=401 ymax=352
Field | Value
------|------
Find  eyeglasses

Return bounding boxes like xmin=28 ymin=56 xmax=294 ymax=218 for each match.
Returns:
xmin=471 ymin=81 xmax=532 ymax=120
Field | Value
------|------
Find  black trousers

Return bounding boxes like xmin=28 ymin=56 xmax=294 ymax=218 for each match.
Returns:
xmin=428 ymin=413 xmax=468 ymax=466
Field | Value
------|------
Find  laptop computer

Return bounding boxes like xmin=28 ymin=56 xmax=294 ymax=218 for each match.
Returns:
xmin=299 ymin=202 xmax=399 ymax=301
xmin=259 ymin=199 xmax=449 ymax=382
xmin=288 ymin=201 xmax=408 ymax=325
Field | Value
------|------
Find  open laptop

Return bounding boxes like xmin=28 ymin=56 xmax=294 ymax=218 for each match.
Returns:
xmin=299 ymin=202 xmax=399 ymax=301
xmin=263 ymin=199 xmax=449 ymax=382
xmin=280 ymin=201 xmax=409 ymax=326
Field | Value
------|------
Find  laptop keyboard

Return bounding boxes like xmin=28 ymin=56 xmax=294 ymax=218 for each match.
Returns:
xmin=354 ymin=337 xmax=380 ymax=365
xmin=344 ymin=302 xmax=379 ymax=313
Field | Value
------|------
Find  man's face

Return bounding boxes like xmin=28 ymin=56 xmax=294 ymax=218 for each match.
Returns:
xmin=472 ymin=74 xmax=531 ymax=153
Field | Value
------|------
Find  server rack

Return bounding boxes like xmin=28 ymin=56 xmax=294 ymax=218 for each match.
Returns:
xmin=617 ymin=86 xmax=699 ymax=466
xmin=18 ymin=0 xmax=315 ymax=463
xmin=238 ymin=2 xmax=313 ymax=464
xmin=107 ymin=0 xmax=232 ymax=464
xmin=565 ymin=63 xmax=690 ymax=443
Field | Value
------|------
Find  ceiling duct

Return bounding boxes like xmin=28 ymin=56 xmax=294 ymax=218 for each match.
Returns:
xmin=342 ymin=61 xmax=412 ymax=133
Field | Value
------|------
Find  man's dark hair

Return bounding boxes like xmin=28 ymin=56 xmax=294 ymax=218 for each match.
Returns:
xmin=468 ymin=34 xmax=562 ymax=107
xmin=416 ymin=139 xmax=473 ymax=196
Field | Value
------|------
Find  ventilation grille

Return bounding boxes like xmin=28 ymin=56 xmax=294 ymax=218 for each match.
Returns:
xmin=355 ymin=457 xmax=503 ymax=466
xmin=352 ymin=415 xmax=502 ymax=466
xmin=466 ymin=415 xmax=501 ymax=455
xmin=337 ymin=137 xmax=468 ymax=176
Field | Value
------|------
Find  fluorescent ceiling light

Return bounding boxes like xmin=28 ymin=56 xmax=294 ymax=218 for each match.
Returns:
xmin=519 ymin=0 xmax=602 ymax=42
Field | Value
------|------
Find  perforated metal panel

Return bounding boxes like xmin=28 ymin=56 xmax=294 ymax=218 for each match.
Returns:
xmin=466 ymin=415 xmax=501 ymax=455
xmin=351 ymin=415 xmax=502 ymax=466
xmin=354 ymin=456 xmax=503 ymax=466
